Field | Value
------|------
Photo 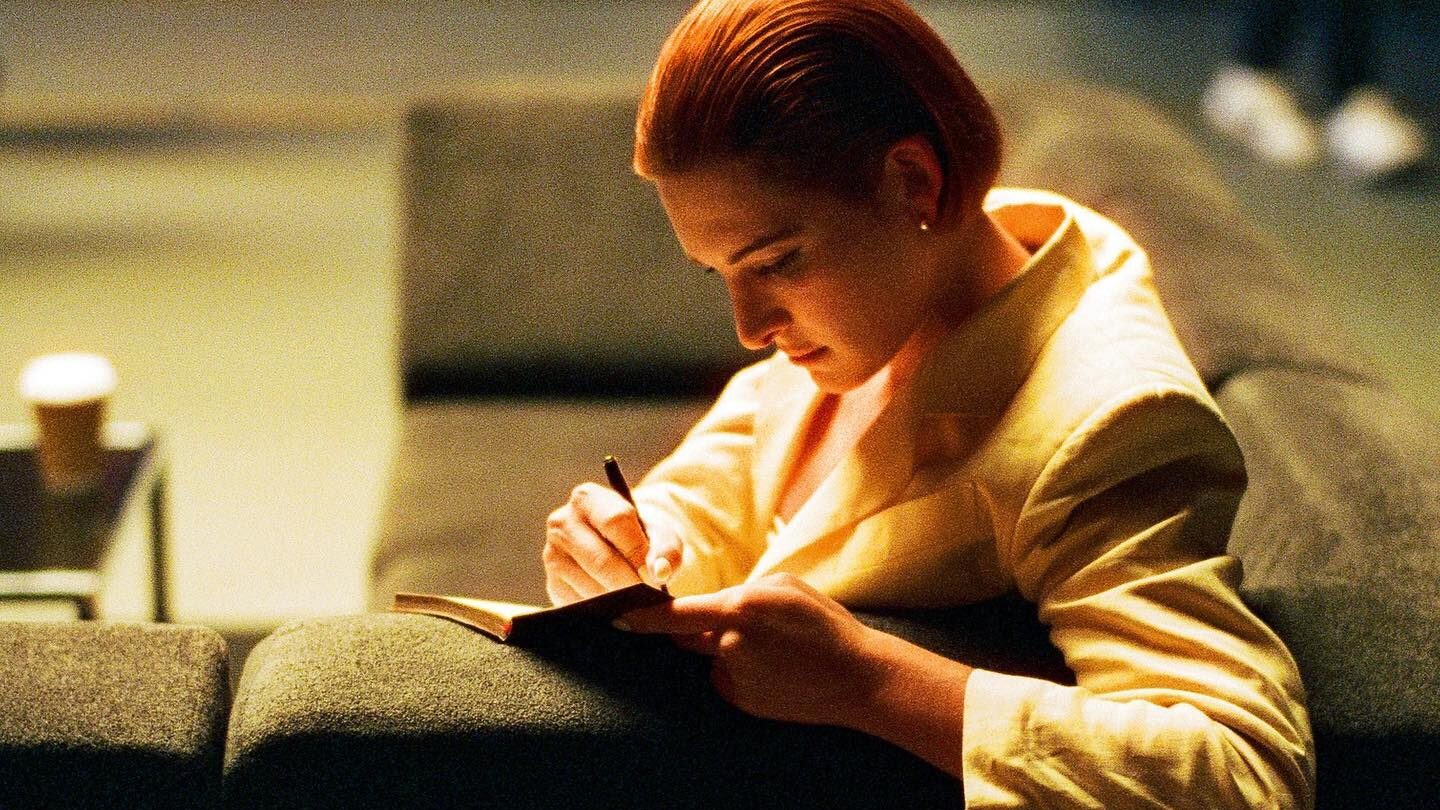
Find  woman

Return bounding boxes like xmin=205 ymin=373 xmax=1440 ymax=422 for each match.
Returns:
xmin=543 ymin=0 xmax=1314 ymax=805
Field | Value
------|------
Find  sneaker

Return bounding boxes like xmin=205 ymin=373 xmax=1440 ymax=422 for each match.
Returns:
xmin=1202 ymin=64 xmax=1321 ymax=167
xmin=1323 ymin=87 xmax=1428 ymax=178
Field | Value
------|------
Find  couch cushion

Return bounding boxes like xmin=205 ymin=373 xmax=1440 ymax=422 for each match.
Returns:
xmin=400 ymin=81 xmax=758 ymax=398
xmin=989 ymin=79 xmax=1376 ymax=389
xmin=1216 ymin=367 xmax=1440 ymax=808
xmin=225 ymin=598 xmax=1068 ymax=810
xmin=371 ymin=397 xmax=712 ymax=609
xmin=0 ymin=621 xmax=229 ymax=809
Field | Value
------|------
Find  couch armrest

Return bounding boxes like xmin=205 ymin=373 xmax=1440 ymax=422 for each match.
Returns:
xmin=0 ymin=621 xmax=229 ymax=809
xmin=225 ymin=600 xmax=1068 ymax=809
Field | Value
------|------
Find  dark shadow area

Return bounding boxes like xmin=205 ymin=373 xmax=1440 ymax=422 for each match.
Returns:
xmin=0 ymin=125 xmax=220 ymax=151
xmin=406 ymin=360 xmax=745 ymax=400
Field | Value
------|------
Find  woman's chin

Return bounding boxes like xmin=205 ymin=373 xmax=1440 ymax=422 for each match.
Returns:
xmin=798 ymin=357 xmax=874 ymax=394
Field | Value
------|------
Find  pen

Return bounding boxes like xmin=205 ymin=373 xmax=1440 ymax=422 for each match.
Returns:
xmin=604 ymin=454 xmax=671 ymax=588
xmin=603 ymin=454 xmax=649 ymax=540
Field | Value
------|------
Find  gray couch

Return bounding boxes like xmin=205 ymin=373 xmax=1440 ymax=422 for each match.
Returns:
xmin=0 ymin=621 xmax=228 ymax=809
xmin=236 ymin=78 xmax=1439 ymax=807
xmin=4 ymin=79 xmax=1437 ymax=808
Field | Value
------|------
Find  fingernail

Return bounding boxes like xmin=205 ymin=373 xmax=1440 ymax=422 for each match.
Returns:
xmin=611 ymin=619 xmax=632 ymax=632
xmin=651 ymin=557 xmax=673 ymax=583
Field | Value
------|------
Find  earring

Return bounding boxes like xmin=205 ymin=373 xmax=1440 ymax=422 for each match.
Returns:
xmin=919 ymin=220 xmax=930 ymax=232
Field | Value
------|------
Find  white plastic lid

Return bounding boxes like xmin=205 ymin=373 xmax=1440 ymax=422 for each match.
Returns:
xmin=18 ymin=353 xmax=118 ymax=405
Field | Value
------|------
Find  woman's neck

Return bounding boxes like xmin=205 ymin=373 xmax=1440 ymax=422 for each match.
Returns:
xmin=939 ymin=209 xmax=1032 ymax=326
xmin=879 ymin=208 xmax=1032 ymax=397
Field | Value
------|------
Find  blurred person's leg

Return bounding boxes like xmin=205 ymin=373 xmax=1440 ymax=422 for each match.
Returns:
xmin=1318 ymin=0 xmax=1376 ymax=106
xmin=1316 ymin=0 xmax=1429 ymax=177
xmin=1236 ymin=0 xmax=1301 ymax=74
xmin=1203 ymin=0 xmax=1321 ymax=167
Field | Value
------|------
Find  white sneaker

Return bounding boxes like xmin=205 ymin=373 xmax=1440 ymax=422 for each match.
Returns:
xmin=1323 ymin=87 xmax=1429 ymax=178
xmin=1202 ymin=64 xmax=1321 ymax=167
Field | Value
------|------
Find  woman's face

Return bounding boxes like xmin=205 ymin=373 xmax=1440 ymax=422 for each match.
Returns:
xmin=654 ymin=159 xmax=937 ymax=393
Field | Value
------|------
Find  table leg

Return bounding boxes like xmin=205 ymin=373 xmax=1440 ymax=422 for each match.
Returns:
xmin=150 ymin=471 xmax=170 ymax=622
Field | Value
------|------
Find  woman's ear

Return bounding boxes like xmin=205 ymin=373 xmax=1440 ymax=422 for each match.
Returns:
xmin=881 ymin=134 xmax=944 ymax=227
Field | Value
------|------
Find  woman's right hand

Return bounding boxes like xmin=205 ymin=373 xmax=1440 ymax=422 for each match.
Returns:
xmin=543 ymin=482 xmax=682 ymax=605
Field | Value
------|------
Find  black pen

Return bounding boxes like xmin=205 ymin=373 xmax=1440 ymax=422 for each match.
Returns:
xmin=603 ymin=454 xmax=649 ymax=541
xmin=604 ymin=455 xmax=672 ymax=588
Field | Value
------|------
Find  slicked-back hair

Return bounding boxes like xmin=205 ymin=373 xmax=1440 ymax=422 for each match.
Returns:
xmin=635 ymin=0 xmax=1002 ymax=226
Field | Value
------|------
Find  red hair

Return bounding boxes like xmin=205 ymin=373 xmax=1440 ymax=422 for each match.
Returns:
xmin=634 ymin=0 xmax=1002 ymax=225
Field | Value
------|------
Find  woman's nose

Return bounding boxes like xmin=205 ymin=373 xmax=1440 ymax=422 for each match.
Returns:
xmin=728 ymin=283 xmax=786 ymax=351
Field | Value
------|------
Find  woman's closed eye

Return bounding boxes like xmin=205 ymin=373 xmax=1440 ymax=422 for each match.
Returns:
xmin=753 ymin=247 xmax=801 ymax=277
xmin=696 ymin=247 xmax=802 ymax=278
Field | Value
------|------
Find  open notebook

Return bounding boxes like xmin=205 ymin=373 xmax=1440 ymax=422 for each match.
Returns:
xmin=392 ymin=582 xmax=671 ymax=643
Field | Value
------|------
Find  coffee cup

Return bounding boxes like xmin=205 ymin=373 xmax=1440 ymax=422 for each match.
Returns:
xmin=18 ymin=353 xmax=117 ymax=495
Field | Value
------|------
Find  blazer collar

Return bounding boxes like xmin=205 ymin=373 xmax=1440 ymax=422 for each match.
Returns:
xmin=748 ymin=191 xmax=1096 ymax=575
xmin=912 ymin=193 xmax=1097 ymax=414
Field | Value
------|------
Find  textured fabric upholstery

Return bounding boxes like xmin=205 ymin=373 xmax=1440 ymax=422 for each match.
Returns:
xmin=224 ymin=599 xmax=1067 ymax=810
xmin=0 ymin=621 xmax=228 ymax=809
xmin=399 ymin=81 xmax=755 ymax=397
xmin=370 ymin=398 xmax=710 ymax=609
xmin=1217 ymin=368 xmax=1440 ymax=807
xmin=989 ymin=80 xmax=1377 ymax=389
xmin=1221 ymin=369 xmax=1440 ymax=591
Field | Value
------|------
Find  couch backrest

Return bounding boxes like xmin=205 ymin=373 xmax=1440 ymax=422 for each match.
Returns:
xmin=988 ymin=80 xmax=1377 ymax=390
xmin=402 ymin=79 xmax=1377 ymax=400
xmin=399 ymin=80 xmax=758 ymax=398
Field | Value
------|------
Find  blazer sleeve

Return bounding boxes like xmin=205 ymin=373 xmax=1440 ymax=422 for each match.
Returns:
xmin=961 ymin=384 xmax=1315 ymax=809
xmin=631 ymin=361 xmax=768 ymax=595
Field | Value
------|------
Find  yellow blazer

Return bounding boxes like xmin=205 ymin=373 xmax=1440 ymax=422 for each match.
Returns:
xmin=634 ymin=188 xmax=1314 ymax=808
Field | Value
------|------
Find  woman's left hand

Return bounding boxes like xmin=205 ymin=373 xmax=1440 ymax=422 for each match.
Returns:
xmin=617 ymin=573 xmax=889 ymax=728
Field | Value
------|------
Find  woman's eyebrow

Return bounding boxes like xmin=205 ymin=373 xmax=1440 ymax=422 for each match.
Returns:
xmin=681 ymin=224 xmax=803 ymax=270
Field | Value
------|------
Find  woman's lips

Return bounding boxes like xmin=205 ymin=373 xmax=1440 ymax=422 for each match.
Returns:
xmin=785 ymin=346 xmax=826 ymax=364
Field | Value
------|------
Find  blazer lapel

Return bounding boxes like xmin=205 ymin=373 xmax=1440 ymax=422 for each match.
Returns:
xmin=750 ymin=381 xmax=922 ymax=579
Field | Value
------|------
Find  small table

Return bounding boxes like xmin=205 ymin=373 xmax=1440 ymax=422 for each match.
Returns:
xmin=0 ymin=424 xmax=169 ymax=621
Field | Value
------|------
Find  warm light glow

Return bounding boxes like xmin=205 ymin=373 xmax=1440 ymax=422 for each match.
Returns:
xmin=18 ymin=353 xmax=117 ymax=405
